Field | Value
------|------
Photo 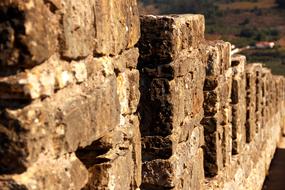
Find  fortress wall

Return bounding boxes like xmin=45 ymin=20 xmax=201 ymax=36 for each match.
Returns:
xmin=0 ymin=1 xmax=285 ymax=190
xmin=138 ymin=14 xmax=285 ymax=190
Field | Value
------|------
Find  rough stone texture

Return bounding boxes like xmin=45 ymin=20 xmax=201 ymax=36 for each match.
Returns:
xmin=230 ymin=55 xmax=246 ymax=155
xmin=1 ymin=4 xmax=285 ymax=190
xmin=139 ymin=48 xmax=206 ymax=137
xmin=61 ymin=0 xmax=140 ymax=58
xmin=138 ymin=14 xmax=205 ymax=67
xmin=245 ymin=64 xmax=257 ymax=143
xmin=0 ymin=0 xmax=140 ymax=69
xmin=0 ymin=153 xmax=88 ymax=190
xmin=0 ymin=0 xmax=59 ymax=69
xmin=201 ymin=40 xmax=232 ymax=177
xmin=0 ymin=1 xmax=141 ymax=189
xmin=138 ymin=14 xmax=206 ymax=189
xmin=0 ymin=59 xmax=119 ymax=173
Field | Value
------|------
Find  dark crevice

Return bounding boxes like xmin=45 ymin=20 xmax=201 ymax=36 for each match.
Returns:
xmin=140 ymin=183 xmax=173 ymax=190
xmin=0 ymin=111 xmax=28 ymax=174
xmin=43 ymin=0 xmax=59 ymax=14
xmin=0 ymin=99 xmax=31 ymax=110
xmin=0 ymin=6 xmax=33 ymax=73
xmin=75 ymin=138 xmax=112 ymax=169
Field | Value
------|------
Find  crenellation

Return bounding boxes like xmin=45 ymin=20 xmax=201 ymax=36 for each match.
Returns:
xmin=138 ymin=14 xmax=206 ymax=189
xmin=202 ymin=40 xmax=233 ymax=177
xmin=230 ymin=55 xmax=246 ymax=155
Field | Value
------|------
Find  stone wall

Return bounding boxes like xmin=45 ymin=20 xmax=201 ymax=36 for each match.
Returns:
xmin=0 ymin=1 xmax=285 ymax=190
xmin=0 ymin=1 xmax=141 ymax=189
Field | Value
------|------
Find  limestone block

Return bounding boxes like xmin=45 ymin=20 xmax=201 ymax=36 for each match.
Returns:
xmin=252 ymin=63 xmax=263 ymax=132
xmin=141 ymin=126 xmax=203 ymax=189
xmin=113 ymin=48 xmax=140 ymax=72
xmin=138 ymin=14 xmax=205 ymax=66
xmin=261 ymin=68 xmax=271 ymax=123
xmin=0 ymin=47 xmax=139 ymax=101
xmin=61 ymin=0 xmax=140 ymax=58
xmin=0 ymin=55 xmax=90 ymax=100
xmin=77 ymin=116 xmax=141 ymax=190
xmin=231 ymin=55 xmax=246 ymax=105
xmin=203 ymin=88 xmax=219 ymax=117
xmin=139 ymin=49 xmax=205 ymax=137
xmin=202 ymin=61 xmax=232 ymax=177
xmin=205 ymin=41 xmax=231 ymax=77
xmin=0 ymin=0 xmax=59 ymax=68
xmin=141 ymin=136 xmax=173 ymax=161
xmin=117 ymin=69 xmax=140 ymax=115
xmin=245 ymin=64 xmax=257 ymax=142
xmin=0 ymin=153 xmax=88 ymax=190
xmin=231 ymin=104 xmax=246 ymax=154
xmin=0 ymin=63 xmax=120 ymax=173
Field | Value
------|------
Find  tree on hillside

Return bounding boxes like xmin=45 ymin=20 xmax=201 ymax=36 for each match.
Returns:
xmin=276 ymin=0 xmax=285 ymax=8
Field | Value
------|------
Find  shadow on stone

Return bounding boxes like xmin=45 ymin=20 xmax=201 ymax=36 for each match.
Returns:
xmin=262 ymin=148 xmax=285 ymax=190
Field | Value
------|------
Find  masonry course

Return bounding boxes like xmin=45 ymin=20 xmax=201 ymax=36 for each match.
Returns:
xmin=0 ymin=1 xmax=285 ymax=190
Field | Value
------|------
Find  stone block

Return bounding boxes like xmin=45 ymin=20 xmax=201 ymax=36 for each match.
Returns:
xmin=0 ymin=55 xmax=90 ymax=100
xmin=77 ymin=115 xmax=141 ymax=190
xmin=203 ymin=88 xmax=219 ymax=117
xmin=138 ymin=14 xmax=205 ymax=66
xmin=141 ymin=126 xmax=203 ymax=189
xmin=261 ymin=68 xmax=271 ymax=123
xmin=202 ymin=67 xmax=232 ymax=177
xmin=114 ymin=48 xmax=140 ymax=72
xmin=0 ymin=0 xmax=59 ymax=69
xmin=0 ymin=47 xmax=139 ymax=101
xmin=0 ymin=64 xmax=120 ymax=173
xmin=231 ymin=103 xmax=246 ymax=154
xmin=117 ymin=69 xmax=140 ymax=115
xmin=0 ymin=153 xmax=88 ymax=190
xmin=142 ymin=136 xmax=173 ymax=161
xmin=139 ymin=49 xmax=205 ymax=137
xmin=252 ymin=64 xmax=263 ymax=133
xmin=205 ymin=41 xmax=231 ymax=77
xmin=202 ymin=120 xmax=224 ymax=177
xmin=245 ymin=64 xmax=257 ymax=142
xmin=61 ymin=0 xmax=140 ymax=58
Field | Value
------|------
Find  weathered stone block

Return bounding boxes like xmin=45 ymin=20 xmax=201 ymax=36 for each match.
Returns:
xmin=142 ymin=136 xmax=173 ymax=161
xmin=138 ymin=14 xmax=205 ymax=66
xmin=205 ymin=41 xmax=231 ymax=77
xmin=139 ymin=49 xmax=205 ymax=137
xmin=0 ymin=47 xmax=139 ymax=101
xmin=142 ymin=126 xmax=204 ymax=189
xmin=231 ymin=104 xmax=246 ymax=154
xmin=61 ymin=0 xmax=140 ymax=58
xmin=203 ymin=89 xmax=219 ymax=116
xmin=0 ymin=55 xmax=90 ymax=100
xmin=203 ymin=52 xmax=233 ymax=172
xmin=114 ymin=48 xmax=140 ymax=72
xmin=117 ymin=69 xmax=140 ymax=116
xmin=78 ymin=116 xmax=141 ymax=190
xmin=0 ymin=62 xmax=120 ymax=173
xmin=252 ymin=64 xmax=263 ymax=133
xmin=0 ymin=0 xmax=59 ymax=69
xmin=0 ymin=153 xmax=88 ymax=190
xmin=245 ymin=64 xmax=257 ymax=143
